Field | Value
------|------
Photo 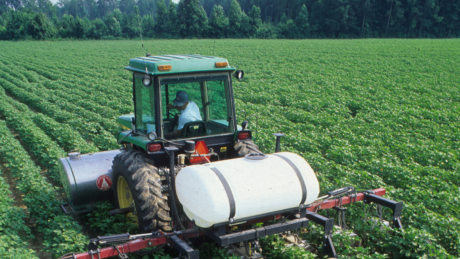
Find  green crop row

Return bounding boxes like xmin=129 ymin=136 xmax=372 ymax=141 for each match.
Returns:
xmin=0 ymin=67 xmax=119 ymax=135
xmin=0 ymin=168 xmax=38 ymax=258
xmin=0 ymin=76 xmax=118 ymax=151
xmin=0 ymin=60 xmax=126 ymax=119
xmin=0 ymin=98 xmax=66 ymax=182
xmin=3 ymin=90 xmax=99 ymax=154
xmin=2 ymin=53 xmax=132 ymax=103
xmin=46 ymin=80 xmax=131 ymax=116
xmin=0 ymin=39 xmax=459 ymax=258
xmin=238 ymin=103 xmax=460 ymax=256
xmin=0 ymin=120 xmax=87 ymax=256
xmin=3 ymin=58 xmax=132 ymax=116
xmin=0 ymin=58 xmax=130 ymax=113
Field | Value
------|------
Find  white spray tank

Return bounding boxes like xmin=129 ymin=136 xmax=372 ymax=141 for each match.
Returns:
xmin=175 ymin=152 xmax=320 ymax=228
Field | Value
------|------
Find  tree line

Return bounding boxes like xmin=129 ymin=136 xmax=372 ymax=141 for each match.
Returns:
xmin=0 ymin=0 xmax=459 ymax=40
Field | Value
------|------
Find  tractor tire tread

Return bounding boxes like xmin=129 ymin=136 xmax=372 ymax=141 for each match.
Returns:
xmin=233 ymin=140 xmax=262 ymax=157
xmin=113 ymin=150 xmax=172 ymax=232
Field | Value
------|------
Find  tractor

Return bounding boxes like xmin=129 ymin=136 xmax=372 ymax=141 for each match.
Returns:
xmin=59 ymin=55 xmax=404 ymax=259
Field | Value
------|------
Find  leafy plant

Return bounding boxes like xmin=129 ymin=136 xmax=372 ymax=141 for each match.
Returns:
xmin=0 ymin=39 xmax=459 ymax=258
xmin=83 ymin=201 xmax=138 ymax=235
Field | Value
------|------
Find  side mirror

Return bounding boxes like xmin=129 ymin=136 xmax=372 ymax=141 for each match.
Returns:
xmin=233 ymin=70 xmax=244 ymax=80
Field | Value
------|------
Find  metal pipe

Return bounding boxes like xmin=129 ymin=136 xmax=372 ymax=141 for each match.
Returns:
xmin=272 ymin=133 xmax=285 ymax=153
xmin=165 ymin=147 xmax=178 ymax=228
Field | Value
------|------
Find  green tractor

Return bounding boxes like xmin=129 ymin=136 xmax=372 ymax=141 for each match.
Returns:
xmin=113 ymin=54 xmax=261 ymax=233
xmin=59 ymin=55 xmax=403 ymax=259
xmin=60 ymin=54 xmax=262 ymax=231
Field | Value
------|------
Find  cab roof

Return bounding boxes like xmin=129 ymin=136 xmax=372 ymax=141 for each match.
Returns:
xmin=125 ymin=54 xmax=236 ymax=75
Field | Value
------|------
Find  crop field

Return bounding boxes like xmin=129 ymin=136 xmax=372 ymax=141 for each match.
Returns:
xmin=0 ymin=39 xmax=459 ymax=258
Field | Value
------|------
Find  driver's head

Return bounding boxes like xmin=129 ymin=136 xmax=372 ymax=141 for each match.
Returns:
xmin=173 ymin=91 xmax=189 ymax=109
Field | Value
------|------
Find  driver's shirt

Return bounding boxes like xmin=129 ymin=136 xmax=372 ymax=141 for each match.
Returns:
xmin=178 ymin=101 xmax=202 ymax=130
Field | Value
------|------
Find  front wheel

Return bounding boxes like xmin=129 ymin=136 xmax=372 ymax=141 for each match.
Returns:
xmin=112 ymin=150 xmax=172 ymax=232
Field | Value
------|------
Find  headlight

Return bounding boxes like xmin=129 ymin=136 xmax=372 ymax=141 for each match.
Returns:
xmin=142 ymin=74 xmax=152 ymax=87
xmin=148 ymin=131 xmax=157 ymax=141
xmin=234 ymin=70 xmax=244 ymax=80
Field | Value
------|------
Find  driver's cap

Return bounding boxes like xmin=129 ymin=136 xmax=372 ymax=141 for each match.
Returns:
xmin=173 ymin=91 xmax=189 ymax=107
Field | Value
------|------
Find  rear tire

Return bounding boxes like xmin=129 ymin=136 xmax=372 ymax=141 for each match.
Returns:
xmin=233 ymin=140 xmax=262 ymax=157
xmin=112 ymin=150 xmax=172 ymax=232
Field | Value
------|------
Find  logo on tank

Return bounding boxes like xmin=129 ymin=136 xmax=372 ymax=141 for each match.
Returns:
xmin=96 ymin=175 xmax=112 ymax=191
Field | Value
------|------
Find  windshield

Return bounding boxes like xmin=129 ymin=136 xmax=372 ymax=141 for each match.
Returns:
xmin=160 ymin=73 xmax=234 ymax=139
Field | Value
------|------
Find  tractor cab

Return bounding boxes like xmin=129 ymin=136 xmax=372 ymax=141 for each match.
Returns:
xmin=134 ymin=71 xmax=235 ymax=139
xmin=116 ymin=55 xmax=248 ymax=167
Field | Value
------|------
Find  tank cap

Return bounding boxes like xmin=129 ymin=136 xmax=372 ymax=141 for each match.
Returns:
xmin=184 ymin=141 xmax=195 ymax=154
xmin=68 ymin=151 xmax=81 ymax=160
xmin=245 ymin=153 xmax=267 ymax=160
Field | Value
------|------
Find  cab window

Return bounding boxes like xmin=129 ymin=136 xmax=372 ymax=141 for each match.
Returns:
xmin=160 ymin=74 xmax=234 ymax=139
xmin=134 ymin=73 xmax=155 ymax=133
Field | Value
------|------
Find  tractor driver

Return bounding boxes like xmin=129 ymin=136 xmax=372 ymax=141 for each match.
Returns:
xmin=164 ymin=90 xmax=202 ymax=139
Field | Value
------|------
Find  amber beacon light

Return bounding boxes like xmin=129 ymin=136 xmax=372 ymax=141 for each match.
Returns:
xmin=215 ymin=62 xmax=228 ymax=68
xmin=158 ymin=65 xmax=172 ymax=71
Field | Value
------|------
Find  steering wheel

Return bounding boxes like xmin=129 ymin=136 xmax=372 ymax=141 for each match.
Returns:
xmin=167 ymin=110 xmax=176 ymax=119
xmin=168 ymin=113 xmax=180 ymax=132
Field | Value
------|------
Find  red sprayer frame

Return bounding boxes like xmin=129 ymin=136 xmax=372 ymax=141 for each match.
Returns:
xmin=63 ymin=188 xmax=391 ymax=259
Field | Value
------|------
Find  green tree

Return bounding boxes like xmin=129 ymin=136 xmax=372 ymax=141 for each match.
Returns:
xmin=240 ymin=10 xmax=250 ymax=37
xmin=98 ymin=0 xmax=118 ymax=18
xmin=6 ymin=10 xmax=31 ymax=39
xmin=407 ymin=0 xmax=442 ymax=37
xmin=357 ymin=0 xmax=374 ymax=37
xmin=0 ymin=23 xmax=6 ymax=40
xmin=142 ymin=14 xmax=155 ymax=37
xmin=310 ymin=0 xmax=352 ymax=38
xmin=103 ymin=10 xmax=122 ymax=37
xmin=90 ymin=17 xmax=105 ymax=39
xmin=1 ymin=0 xmax=21 ymax=15
xmin=137 ymin=0 xmax=156 ymax=16
xmin=27 ymin=12 xmax=57 ymax=39
xmin=58 ymin=14 xmax=75 ymax=38
xmin=121 ymin=6 xmax=140 ymax=38
xmin=436 ymin=0 xmax=460 ymax=37
xmin=73 ymin=16 xmax=85 ymax=38
xmin=82 ymin=16 xmax=91 ymax=37
xmin=208 ymin=4 xmax=228 ymax=38
xmin=59 ymin=0 xmax=86 ymax=19
xmin=167 ymin=0 xmax=177 ymax=37
xmin=178 ymin=0 xmax=206 ymax=38
xmin=383 ymin=0 xmax=406 ymax=37
xmin=83 ymin=0 xmax=98 ymax=19
xmin=295 ymin=4 xmax=309 ymax=37
xmin=228 ymin=0 xmax=242 ymax=37
xmin=112 ymin=8 xmax=123 ymax=24
xmin=255 ymin=22 xmax=276 ymax=38
xmin=248 ymin=5 xmax=261 ymax=37
xmin=119 ymin=0 xmax=135 ymax=15
xmin=277 ymin=13 xmax=295 ymax=38
xmin=280 ymin=12 xmax=287 ymax=24
xmin=154 ymin=0 xmax=168 ymax=37
xmin=197 ymin=5 xmax=208 ymax=37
